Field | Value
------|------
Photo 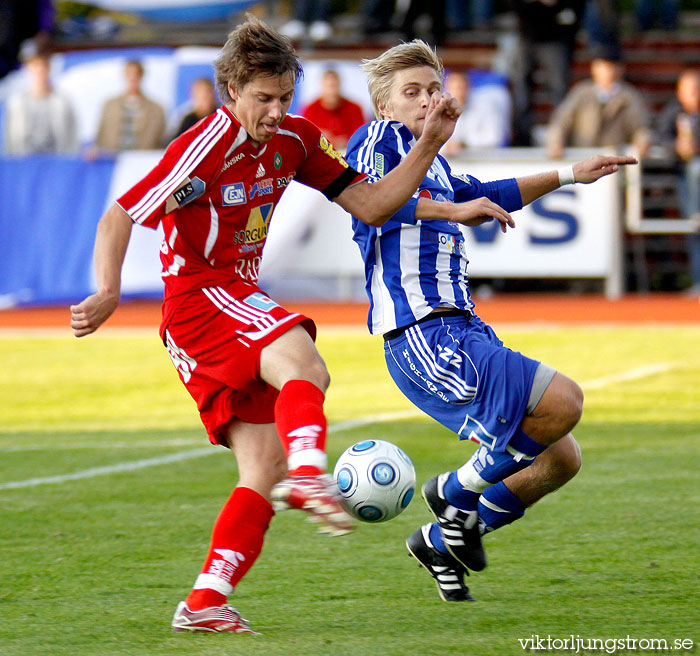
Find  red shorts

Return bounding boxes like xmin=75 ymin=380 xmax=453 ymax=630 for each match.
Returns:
xmin=161 ymin=282 xmax=315 ymax=446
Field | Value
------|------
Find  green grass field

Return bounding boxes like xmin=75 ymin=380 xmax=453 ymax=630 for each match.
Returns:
xmin=1 ymin=325 xmax=699 ymax=656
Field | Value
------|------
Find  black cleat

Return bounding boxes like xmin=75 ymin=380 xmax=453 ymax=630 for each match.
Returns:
xmin=422 ymin=473 xmax=487 ymax=571
xmin=406 ymin=524 xmax=476 ymax=602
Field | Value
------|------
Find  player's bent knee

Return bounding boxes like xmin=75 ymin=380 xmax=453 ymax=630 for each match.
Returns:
xmin=553 ymin=438 xmax=582 ymax=482
xmin=555 ymin=377 xmax=584 ymax=435
xmin=289 ymin=355 xmax=330 ymax=391
xmin=314 ymin=362 xmax=331 ymax=392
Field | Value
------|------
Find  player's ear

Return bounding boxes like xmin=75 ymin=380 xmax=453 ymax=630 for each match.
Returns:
xmin=377 ymin=100 xmax=391 ymax=120
xmin=228 ymin=81 xmax=239 ymax=102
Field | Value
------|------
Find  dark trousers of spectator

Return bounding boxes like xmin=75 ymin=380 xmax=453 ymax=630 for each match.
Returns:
xmin=445 ymin=0 xmax=494 ymax=29
xmin=583 ymin=0 xmax=621 ymax=52
xmin=401 ymin=0 xmax=447 ymax=46
xmin=364 ymin=0 xmax=396 ymax=33
xmin=678 ymin=157 xmax=700 ymax=287
xmin=293 ymin=0 xmax=331 ymax=24
xmin=511 ymin=39 xmax=572 ymax=146
xmin=634 ymin=0 xmax=679 ymax=30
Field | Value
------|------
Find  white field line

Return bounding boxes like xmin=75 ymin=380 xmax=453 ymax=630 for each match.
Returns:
xmin=0 ymin=364 xmax=673 ymax=491
xmin=0 ymin=448 xmax=213 ymax=490
xmin=0 ymin=411 xmax=421 ymax=491
xmin=0 ymin=438 xmax=205 ymax=451
xmin=579 ymin=362 xmax=673 ymax=390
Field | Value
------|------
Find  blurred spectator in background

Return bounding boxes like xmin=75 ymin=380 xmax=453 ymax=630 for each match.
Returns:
xmin=93 ymin=59 xmax=166 ymax=153
xmin=440 ymin=70 xmax=511 ymax=157
xmin=509 ymin=0 xmax=586 ymax=146
xmin=634 ymin=0 xmax=679 ymax=30
xmin=546 ymin=48 xmax=651 ymax=159
xmin=173 ymin=77 xmax=219 ymax=138
xmin=0 ymin=0 xmax=53 ymax=80
xmin=400 ymin=0 xmax=447 ymax=46
xmin=3 ymin=45 xmax=77 ymax=155
xmin=302 ymin=69 xmax=365 ymax=150
xmin=656 ymin=69 xmax=700 ymax=295
xmin=280 ymin=0 xmax=333 ymax=42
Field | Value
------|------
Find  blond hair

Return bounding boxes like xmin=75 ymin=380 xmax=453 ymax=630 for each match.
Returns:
xmin=361 ymin=40 xmax=444 ymax=120
xmin=214 ymin=14 xmax=302 ymax=104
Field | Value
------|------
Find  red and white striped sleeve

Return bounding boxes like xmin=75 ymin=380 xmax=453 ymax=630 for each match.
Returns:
xmin=117 ymin=109 xmax=233 ymax=229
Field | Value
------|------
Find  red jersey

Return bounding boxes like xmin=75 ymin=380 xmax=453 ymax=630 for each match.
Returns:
xmin=302 ymin=97 xmax=366 ymax=149
xmin=117 ymin=106 xmax=365 ymax=327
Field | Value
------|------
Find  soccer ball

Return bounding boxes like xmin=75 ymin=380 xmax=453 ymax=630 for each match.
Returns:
xmin=333 ymin=440 xmax=416 ymax=522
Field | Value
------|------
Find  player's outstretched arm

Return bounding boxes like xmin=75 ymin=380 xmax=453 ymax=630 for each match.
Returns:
xmin=70 ymin=203 xmax=133 ymax=337
xmin=517 ymin=154 xmax=638 ymax=206
xmin=572 ymin=154 xmax=638 ymax=184
xmin=334 ymin=92 xmax=460 ymax=227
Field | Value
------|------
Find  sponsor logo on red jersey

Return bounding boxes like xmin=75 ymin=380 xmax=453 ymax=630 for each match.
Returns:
xmin=220 ymin=152 xmax=245 ymax=173
xmin=233 ymin=203 xmax=274 ymax=245
xmin=318 ymin=135 xmax=349 ymax=168
xmin=222 ymin=182 xmax=246 ymax=206
xmin=248 ymin=178 xmax=274 ymax=199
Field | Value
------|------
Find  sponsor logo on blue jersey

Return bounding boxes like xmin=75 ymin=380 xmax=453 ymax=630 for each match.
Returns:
xmin=452 ymin=173 xmax=472 ymax=185
xmin=374 ymin=152 xmax=385 ymax=176
xmin=421 ymin=228 xmax=465 ymax=255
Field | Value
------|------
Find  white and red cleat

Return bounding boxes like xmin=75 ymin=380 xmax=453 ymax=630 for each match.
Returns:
xmin=271 ymin=474 xmax=355 ymax=536
xmin=171 ymin=601 xmax=260 ymax=634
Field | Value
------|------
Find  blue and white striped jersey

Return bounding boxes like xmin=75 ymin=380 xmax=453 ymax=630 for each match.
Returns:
xmin=345 ymin=120 xmax=523 ymax=335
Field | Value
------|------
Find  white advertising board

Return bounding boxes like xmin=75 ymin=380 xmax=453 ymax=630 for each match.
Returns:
xmin=114 ymin=149 xmax=624 ymax=298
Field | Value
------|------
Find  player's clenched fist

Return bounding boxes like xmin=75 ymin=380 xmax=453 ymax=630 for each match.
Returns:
xmin=422 ymin=91 xmax=460 ymax=146
xmin=70 ymin=292 xmax=119 ymax=337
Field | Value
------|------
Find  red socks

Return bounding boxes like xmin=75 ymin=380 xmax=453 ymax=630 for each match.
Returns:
xmin=186 ymin=380 xmax=328 ymax=610
xmin=186 ymin=486 xmax=273 ymax=611
xmin=274 ymin=379 xmax=328 ymax=477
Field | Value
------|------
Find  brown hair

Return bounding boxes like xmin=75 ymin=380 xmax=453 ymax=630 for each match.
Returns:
xmin=214 ymin=14 xmax=303 ymax=104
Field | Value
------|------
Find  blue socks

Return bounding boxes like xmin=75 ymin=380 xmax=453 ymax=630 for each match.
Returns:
xmin=428 ymin=429 xmax=546 ymax=549
xmin=429 ymin=481 xmax=527 ymax=553
xmin=478 ymin=481 xmax=526 ymax=534
xmin=429 ymin=522 xmax=449 ymax=553
xmin=442 ymin=429 xmax=546 ymax=511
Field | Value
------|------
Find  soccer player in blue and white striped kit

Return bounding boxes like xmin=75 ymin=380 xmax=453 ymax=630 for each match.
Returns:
xmin=345 ymin=41 xmax=637 ymax=602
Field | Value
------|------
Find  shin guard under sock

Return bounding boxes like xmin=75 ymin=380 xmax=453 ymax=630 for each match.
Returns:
xmin=275 ymin=380 xmax=328 ymax=476
xmin=186 ymin=487 xmax=273 ymax=610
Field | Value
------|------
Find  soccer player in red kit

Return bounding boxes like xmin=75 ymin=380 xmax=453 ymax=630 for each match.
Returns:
xmin=70 ymin=16 xmax=460 ymax=634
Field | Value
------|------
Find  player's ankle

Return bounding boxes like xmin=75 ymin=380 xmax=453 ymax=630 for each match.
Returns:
xmin=186 ymin=588 xmax=227 ymax=611
xmin=289 ymin=465 xmax=324 ymax=477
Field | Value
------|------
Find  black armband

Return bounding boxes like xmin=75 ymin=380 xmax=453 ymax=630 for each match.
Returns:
xmin=321 ymin=166 xmax=362 ymax=200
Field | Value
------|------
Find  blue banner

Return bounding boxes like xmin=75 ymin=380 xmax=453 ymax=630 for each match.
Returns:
xmin=0 ymin=155 xmax=116 ymax=307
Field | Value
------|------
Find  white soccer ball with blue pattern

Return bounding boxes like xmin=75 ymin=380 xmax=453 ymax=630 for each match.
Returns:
xmin=333 ymin=440 xmax=416 ymax=522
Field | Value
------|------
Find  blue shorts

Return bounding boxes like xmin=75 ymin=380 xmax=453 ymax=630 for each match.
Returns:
xmin=384 ymin=313 xmax=548 ymax=452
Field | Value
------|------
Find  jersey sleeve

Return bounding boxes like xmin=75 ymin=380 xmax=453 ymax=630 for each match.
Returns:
xmin=290 ymin=115 xmax=365 ymax=200
xmin=446 ymin=158 xmax=523 ymax=213
xmin=116 ymin=111 xmax=230 ymax=229
xmin=345 ymin=120 xmax=419 ymax=225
